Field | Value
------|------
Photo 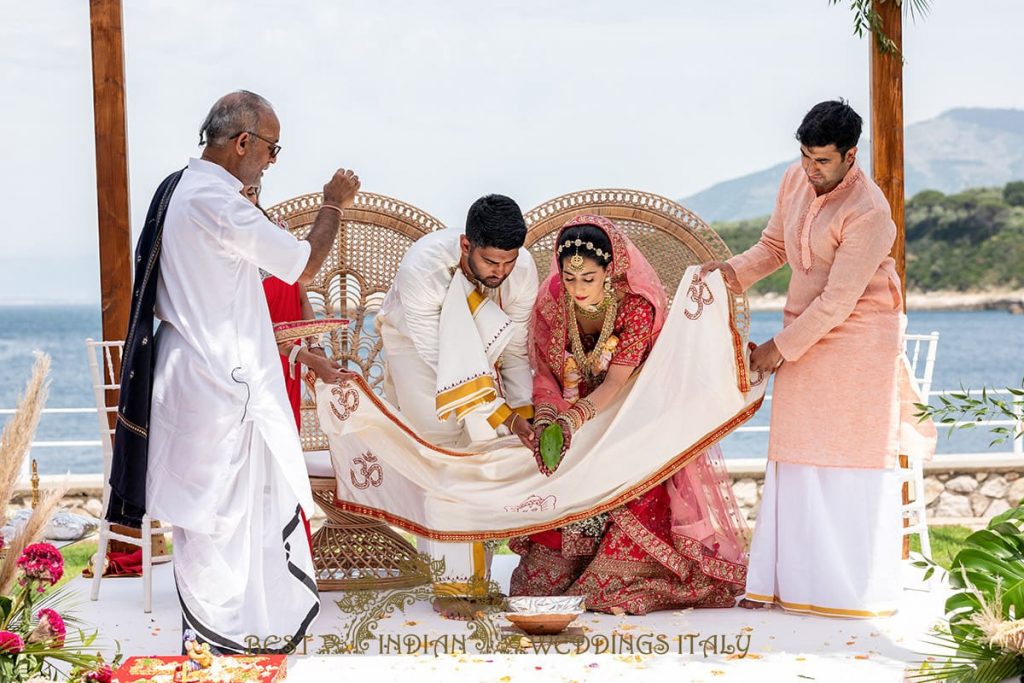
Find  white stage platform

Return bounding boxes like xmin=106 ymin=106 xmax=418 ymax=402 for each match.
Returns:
xmin=72 ymin=555 xmax=949 ymax=682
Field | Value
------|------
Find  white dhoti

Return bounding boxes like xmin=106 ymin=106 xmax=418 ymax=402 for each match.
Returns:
xmin=172 ymin=423 xmax=320 ymax=652
xmin=743 ymin=461 xmax=902 ymax=618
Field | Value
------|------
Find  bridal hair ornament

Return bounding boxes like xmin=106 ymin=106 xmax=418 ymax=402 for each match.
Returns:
xmin=568 ymin=252 xmax=586 ymax=273
xmin=559 ymin=238 xmax=610 ymax=274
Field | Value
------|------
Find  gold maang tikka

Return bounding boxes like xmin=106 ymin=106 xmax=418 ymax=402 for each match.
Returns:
xmin=558 ymin=237 xmax=610 ymax=273
xmin=568 ymin=251 xmax=586 ymax=273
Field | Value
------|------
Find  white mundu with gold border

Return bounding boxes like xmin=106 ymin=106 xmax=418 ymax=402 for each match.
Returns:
xmin=376 ymin=228 xmax=538 ymax=590
xmin=743 ymin=461 xmax=903 ymax=618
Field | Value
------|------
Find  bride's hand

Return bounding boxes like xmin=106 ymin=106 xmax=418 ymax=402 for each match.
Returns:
xmin=558 ymin=419 xmax=573 ymax=455
xmin=531 ymin=441 xmax=553 ymax=477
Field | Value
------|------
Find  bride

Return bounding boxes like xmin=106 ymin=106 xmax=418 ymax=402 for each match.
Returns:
xmin=510 ymin=214 xmax=750 ymax=614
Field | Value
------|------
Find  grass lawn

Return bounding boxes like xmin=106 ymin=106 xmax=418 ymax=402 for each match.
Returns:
xmin=55 ymin=539 xmax=98 ymax=591
xmin=910 ymin=525 xmax=974 ymax=571
xmin=53 ymin=538 xmax=172 ymax=591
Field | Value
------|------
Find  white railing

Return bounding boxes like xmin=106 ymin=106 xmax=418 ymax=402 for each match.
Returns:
xmin=0 ymin=407 xmax=102 ymax=449
xmin=727 ymin=388 xmax=1023 ymax=457
xmin=920 ymin=388 xmax=1023 ymax=458
xmin=3 ymin=388 xmax=1022 ymax=465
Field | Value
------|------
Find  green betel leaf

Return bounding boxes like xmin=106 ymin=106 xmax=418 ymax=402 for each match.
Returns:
xmin=0 ymin=596 xmax=10 ymax=622
xmin=540 ymin=423 xmax=564 ymax=472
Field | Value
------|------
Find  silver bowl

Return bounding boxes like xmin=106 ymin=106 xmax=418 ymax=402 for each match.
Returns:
xmin=506 ymin=595 xmax=585 ymax=615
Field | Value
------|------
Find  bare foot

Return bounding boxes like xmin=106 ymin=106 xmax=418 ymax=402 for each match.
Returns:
xmin=738 ymin=598 xmax=771 ymax=610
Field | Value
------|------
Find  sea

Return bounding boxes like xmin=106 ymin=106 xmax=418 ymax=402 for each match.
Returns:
xmin=1 ymin=305 xmax=1021 ymax=475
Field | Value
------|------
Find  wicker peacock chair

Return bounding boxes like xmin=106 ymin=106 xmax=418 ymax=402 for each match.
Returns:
xmin=523 ymin=188 xmax=750 ymax=338
xmin=267 ymin=191 xmax=445 ymax=591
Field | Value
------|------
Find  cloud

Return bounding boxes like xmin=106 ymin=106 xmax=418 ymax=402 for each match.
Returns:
xmin=2 ymin=0 xmax=1023 ymax=303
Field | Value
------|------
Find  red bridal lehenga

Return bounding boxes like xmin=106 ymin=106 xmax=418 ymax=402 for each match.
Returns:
xmin=509 ymin=215 xmax=750 ymax=615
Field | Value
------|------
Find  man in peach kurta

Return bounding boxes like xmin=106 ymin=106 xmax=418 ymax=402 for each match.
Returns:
xmin=703 ymin=100 xmax=916 ymax=618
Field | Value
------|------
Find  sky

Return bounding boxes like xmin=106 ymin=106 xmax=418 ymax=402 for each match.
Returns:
xmin=1 ymin=0 xmax=1022 ymax=304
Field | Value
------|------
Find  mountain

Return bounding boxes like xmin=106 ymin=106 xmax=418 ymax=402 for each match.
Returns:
xmin=682 ymin=108 xmax=1024 ymax=222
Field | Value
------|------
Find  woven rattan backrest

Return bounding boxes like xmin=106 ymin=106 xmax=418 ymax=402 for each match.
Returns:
xmin=266 ymin=192 xmax=445 ymax=451
xmin=523 ymin=189 xmax=750 ymax=340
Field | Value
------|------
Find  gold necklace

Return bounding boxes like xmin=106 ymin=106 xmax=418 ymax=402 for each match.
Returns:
xmin=567 ymin=291 xmax=618 ymax=379
xmin=573 ymin=300 xmax=607 ymax=321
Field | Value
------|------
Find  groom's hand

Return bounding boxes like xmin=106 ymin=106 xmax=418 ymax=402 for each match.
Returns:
xmin=699 ymin=261 xmax=742 ymax=294
xmin=507 ymin=412 xmax=535 ymax=449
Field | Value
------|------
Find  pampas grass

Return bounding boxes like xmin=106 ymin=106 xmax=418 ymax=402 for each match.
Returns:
xmin=0 ymin=484 xmax=69 ymax=594
xmin=0 ymin=352 xmax=58 ymax=593
xmin=0 ymin=352 xmax=51 ymax=528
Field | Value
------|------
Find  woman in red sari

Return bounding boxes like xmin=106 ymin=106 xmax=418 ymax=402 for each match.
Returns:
xmin=242 ymin=184 xmax=345 ymax=429
xmin=510 ymin=214 xmax=749 ymax=615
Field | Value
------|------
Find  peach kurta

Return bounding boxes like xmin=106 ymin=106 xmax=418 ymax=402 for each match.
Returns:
xmin=728 ymin=162 xmax=904 ymax=469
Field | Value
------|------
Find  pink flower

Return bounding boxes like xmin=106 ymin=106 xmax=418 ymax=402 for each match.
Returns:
xmin=82 ymin=664 xmax=113 ymax=683
xmin=0 ymin=630 xmax=25 ymax=654
xmin=29 ymin=608 xmax=66 ymax=646
xmin=0 ymin=534 xmax=5 ymax=552
xmin=17 ymin=543 xmax=64 ymax=589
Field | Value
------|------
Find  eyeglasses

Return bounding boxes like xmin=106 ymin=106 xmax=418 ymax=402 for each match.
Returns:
xmin=230 ymin=130 xmax=281 ymax=159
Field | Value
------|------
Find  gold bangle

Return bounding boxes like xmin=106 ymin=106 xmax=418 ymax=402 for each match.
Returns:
xmin=555 ymin=411 xmax=579 ymax=435
xmin=576 ymin=397 xmax=597 ymax=422
xmin=321 ymin=203 xmax=344 ymax=218
xmin=535 ymin=403 xmax=558 ymax=423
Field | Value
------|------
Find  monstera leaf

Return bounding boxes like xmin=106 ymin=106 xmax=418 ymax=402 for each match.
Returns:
xmin=910 ymin=505 xmax=1024 ymax=681
xmin=946 ymin=507 xmax=1024 ymax=639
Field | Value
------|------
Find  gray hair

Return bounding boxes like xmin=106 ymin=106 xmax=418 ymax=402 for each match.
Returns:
xmin=198 ymin=90 xmax=274 ymax=147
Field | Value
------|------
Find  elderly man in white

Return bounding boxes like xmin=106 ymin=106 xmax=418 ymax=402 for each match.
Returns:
xmin=376 ymin=194 xmax=538 ymax=611
xmin=117 ymin=90 xmax=359 ymax=653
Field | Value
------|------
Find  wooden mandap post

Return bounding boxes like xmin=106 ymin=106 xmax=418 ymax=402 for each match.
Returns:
xmin=870 ymin=0 xmax=906 ymax=301
xmin=89 ymin=0 xmax=133 ymax=359
xmin=868 ymin=1 xmax=912 ymax=558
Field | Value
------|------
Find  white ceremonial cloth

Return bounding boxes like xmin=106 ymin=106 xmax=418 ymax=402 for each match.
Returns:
xmin=146 ymin=157 xmax=314 ymax=531
xmin=320 ymin=268 xmax=766 ymax=539
xmin=744 ymin=461 xmax=902 ymax=618
xmin=378 ymin=228 xmax=537 ymax=418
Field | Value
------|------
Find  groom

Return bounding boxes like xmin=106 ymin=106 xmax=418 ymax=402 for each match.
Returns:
xmin=377 ymin=193 xmax=538 ymax=609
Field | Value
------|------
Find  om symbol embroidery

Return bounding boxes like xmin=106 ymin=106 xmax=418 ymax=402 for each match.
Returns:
xmin=684 ymin=273 xmax=714 ymax=320
xmin=350 ymin=451 xmax=384 ymax=490
xmin=330 ymin=383 xmax=360 ymax=421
